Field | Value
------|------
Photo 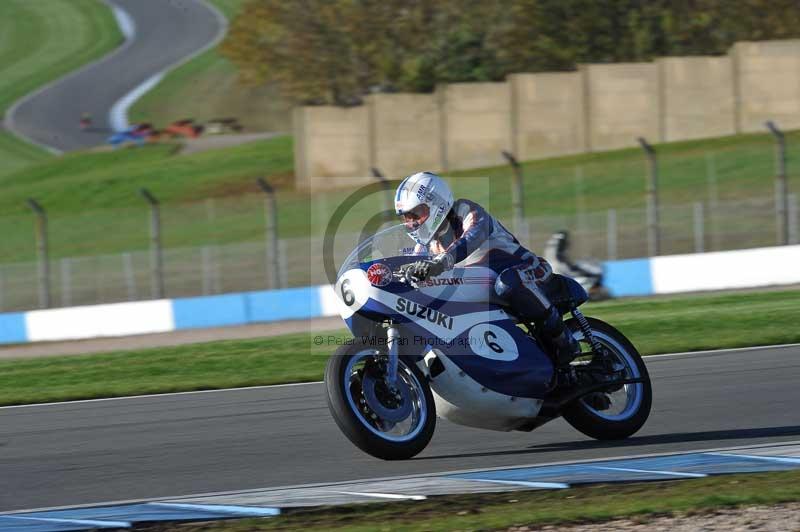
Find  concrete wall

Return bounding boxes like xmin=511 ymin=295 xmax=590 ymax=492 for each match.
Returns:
xmin=583 ymin=63 xmax=660 ymax=151
xmin=509 ymin=72 xmax=586 ymax=160
xmin=733 ymin=40 xmax=800 ymax=132
xmin=294 ymin=38 xmax=800 ymax=187
xmin=292 ymin=105 xmax=370 ymax=188
xmin=659 ymin=56 xmax=736 ymax=141
xmin=441 ymin=82 xmax=511 ymax=171
xmin=367 ymin=93 xmax=442 ymax=178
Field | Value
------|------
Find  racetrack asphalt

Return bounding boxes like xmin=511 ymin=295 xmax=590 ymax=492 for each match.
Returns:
xmin=1 ymin=344 xmax=798 ymax=512
xmin=7 ymin=0 xmax=223 ymax=152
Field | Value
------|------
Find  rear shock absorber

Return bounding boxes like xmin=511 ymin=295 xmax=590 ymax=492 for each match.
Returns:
xmin=571 ymin=308 xmax=603 ymax=355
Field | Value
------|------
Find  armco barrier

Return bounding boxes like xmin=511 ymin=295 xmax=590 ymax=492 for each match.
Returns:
xmin=0 ymin=286 xmax=338 ymax=346
xmin=602 ymin=244 xmax=800 ymax=297
xmin=1 ymin=244 xmax=798 ymax=345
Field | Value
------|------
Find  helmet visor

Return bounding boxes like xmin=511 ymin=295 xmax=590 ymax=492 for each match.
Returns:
xmin=399 ymin=203 xmax=430 ymax=232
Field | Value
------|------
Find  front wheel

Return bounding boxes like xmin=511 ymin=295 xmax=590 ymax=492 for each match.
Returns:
xmin=325 ymin=343 xmax=436 ymax=460
xmin=562 ymin=317 xmax=652 ymax=440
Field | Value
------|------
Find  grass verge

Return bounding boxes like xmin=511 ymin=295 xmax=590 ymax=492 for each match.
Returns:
xmin=142 ymin=470 xmax=800 ymax=531
xmin=1 ymin=287 xmax=798 ymax=406
xmin=0 ymin=0 xmax=122 ymax=115
xmin=0 ymin=131 xmax=51 ymax=178
xmin=0 ymin=0 xmax=121 ymax=175
xmin=1 ymin=129 xmax=798 ymax=262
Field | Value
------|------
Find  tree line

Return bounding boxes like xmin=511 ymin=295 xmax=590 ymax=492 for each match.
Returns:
xmin=221 ymin=0 xmax=800 ymax=106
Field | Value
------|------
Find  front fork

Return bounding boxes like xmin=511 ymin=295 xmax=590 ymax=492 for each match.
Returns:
xmin=385 ymin=324 xmax=400 ymax=385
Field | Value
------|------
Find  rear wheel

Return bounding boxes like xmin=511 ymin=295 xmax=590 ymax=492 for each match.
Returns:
xmin=325 ymin=343 xmax=436 ymax=460
xmin=562 ymin=317 xmax=652 ymax=440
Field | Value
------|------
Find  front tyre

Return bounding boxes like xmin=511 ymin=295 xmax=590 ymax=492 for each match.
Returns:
xmin=325 ymin=343 xmax=436 ymax=460
xmin=562 ymin=317 xmax=652 ymax=440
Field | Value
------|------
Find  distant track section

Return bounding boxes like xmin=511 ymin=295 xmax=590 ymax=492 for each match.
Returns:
xmin=7 ymin=0 xmax=225 ymax=153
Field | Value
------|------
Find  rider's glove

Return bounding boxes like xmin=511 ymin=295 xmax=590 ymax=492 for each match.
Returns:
xmin=405 ymin=253 xmax=453 ymax=283
xmin=430 ymin=252 xmax=454 ymax=275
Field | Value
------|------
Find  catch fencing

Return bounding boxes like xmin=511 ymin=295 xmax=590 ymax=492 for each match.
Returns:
xmin=0 ymin=193 xmax=796 ymax=313
xmin=1 ymin=122 xmax=797 ymax=313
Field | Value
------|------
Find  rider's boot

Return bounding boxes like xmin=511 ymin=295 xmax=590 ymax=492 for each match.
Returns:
xmin=543 ymin=307 xmax=581 ymax=367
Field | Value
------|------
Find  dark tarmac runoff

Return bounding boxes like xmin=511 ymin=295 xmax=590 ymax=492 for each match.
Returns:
xmin=1 ymin=344 xmax=798 ymax=512
xmin=7 ymin=0 xmax=223 ymax=152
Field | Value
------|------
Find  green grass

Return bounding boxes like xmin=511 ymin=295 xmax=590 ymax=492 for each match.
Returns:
xmin=1 ymin=136 xmax=295 ymax=260
xmin=0 ymin=128 xmax=796 ymax=262
xmin=0 ymin=0 xmax=122 ymax=176
xmin=1 ymin=287 xmax=798 ymax=406
xmin=0 ymin=131 xmax=51 ymax=178
xmin=153 ymin=470 xmax=800 ymax=531
xmin=0 ymin=0 xmax=122 ymax=115
xmin=129 ymin=0 xmax=291 ymax=132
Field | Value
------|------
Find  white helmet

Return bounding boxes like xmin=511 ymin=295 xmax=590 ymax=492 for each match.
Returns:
xmin=395 ymin=171 xmax=454 ymax=246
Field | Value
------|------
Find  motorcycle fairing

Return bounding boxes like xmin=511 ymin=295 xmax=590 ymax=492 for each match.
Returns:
xmin=336 ymin=262 xmax=555 ymax=399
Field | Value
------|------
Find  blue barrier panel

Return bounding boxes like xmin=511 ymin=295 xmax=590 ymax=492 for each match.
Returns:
xmin=603 ymin=259 xmax=653 ymax=297
xmin=246 ymin=287 xmax=321 ymax=323
xmin=172 ymin=294 xmax=248 ymax=330
xmin=0 ymin=312 xmax=27 ymax=345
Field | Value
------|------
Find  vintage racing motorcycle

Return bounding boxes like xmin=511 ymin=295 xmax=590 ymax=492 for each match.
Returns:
xmin=325 ymin=225 xmax=652 ymax=460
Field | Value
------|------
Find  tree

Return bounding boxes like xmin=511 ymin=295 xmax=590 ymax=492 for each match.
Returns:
xmin=222 ymin=0 xmax=800 ymax=105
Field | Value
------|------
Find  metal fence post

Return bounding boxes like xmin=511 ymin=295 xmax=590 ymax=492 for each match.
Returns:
xmin=766 ymin=121 xmax=789 ymax=245
xmin=638 ymin=137 xmax=660 ymax=256
xmin=789 ymin=192 xmax=798 ymax=245
xmin=705 ymin=152 xmax=721 ymax=251
xmin=693 ymin=202 xmax=705 ymax=253
xmin=26 ymin=198 xmax=51 ymax=308
xmin=371 ymin=168 xmax=394 ymax=221
xmin=139 ymin=188 xmax=164 ymax=299
xmin=122 ymin=252 xmax=137 ymax=300
xmin=501 ymin=151 xmax=527 ymax=241
xmin=278 ymin=239 xmax=289 ymax=288
xmin=606 ymin=209 xmax=617 ymax=260
xmin=257 ymin=178 xmax=280 ymax=289
xmin=60 ymin=257 xmax=72 ymax=307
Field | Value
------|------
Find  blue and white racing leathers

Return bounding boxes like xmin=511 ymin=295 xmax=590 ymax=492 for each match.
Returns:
xmin=418 ymin=199 xmax=563 ymax=333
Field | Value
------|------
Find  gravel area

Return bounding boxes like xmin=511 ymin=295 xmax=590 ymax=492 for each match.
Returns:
xmin=509 ymin=503 xmax=800 ymax=531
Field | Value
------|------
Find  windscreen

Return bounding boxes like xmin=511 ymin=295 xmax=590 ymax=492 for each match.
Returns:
xmin=337 ymin=224 xmax=428 ymax=279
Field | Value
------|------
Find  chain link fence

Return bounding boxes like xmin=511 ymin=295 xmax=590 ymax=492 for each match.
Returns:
xmin=0 ymin=192 xmax=797 ymax=313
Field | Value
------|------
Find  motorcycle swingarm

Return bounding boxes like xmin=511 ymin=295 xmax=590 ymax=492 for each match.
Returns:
xmin=538 ymin=377 xmax=645 ymax=418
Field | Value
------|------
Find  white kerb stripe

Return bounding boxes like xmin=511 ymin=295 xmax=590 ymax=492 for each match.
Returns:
xmin=706 ymin=452 xmax=800 ymax=465
xmin=25 ymin=300 xmax=175 ymax=342
xmin=463 ymin=478 xmax=570 ymax=489
xmin=110 ymin=5 xmax=136 ymax=40
xmin=333 ymin=491 xmax=426 ymax=500
xmin=109 ymin=72 xmax=164 ymax=131
xmin=651 ymin=244 xmax=800 ymax=294
xmin=589 ymin=465 xmax=707 ymax=478
xmin=318 ymin=285 xmax=341 ymax=317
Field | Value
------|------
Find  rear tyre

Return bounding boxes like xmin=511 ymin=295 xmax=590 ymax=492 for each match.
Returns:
xmin=562 ymin=317 xmax=652 ymax=440
xmin=325 ymin=343 xmax=436 ymax=460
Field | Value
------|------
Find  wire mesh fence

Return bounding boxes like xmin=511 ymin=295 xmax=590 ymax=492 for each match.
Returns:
xmin=0 ymin=193 xmax=797 ymax=313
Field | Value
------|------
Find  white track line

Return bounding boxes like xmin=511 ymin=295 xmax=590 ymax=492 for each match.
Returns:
xmin=588 ymin=465 xmax=707 ymax=478
xmin=706 ymin=452 xmax=800 ymax=465
xmin=645 ymin=342 xmax=800 ymax=360
xmin=2 ymin=342 xmax=797 ymax=410
xmin=333 ymin=492 xmax=426 ymax=501
xmin=462 ymin=478 xmax=570 ymax=489
xmin=9 ymin=440 xmax=800 ymax=515
xmin=107 ymin=0 xmax=227 ymax=131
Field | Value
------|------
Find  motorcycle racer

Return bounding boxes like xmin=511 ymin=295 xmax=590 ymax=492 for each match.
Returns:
xmin=395 ymin=171 xmax=581 ymax=365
